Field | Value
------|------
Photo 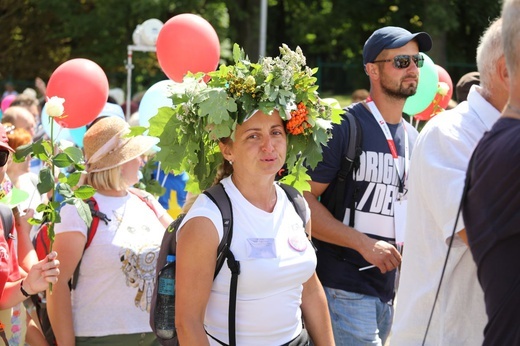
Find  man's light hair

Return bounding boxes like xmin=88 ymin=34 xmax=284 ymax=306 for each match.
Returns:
xmin=502 ymin=0 xmax=520 ymax=76
xmin=476 ymin=18 xmax=503 ymax=95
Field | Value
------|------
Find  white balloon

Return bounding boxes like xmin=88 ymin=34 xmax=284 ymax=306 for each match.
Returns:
xmin=132 ymin=24 xmax=142 ymax=45
xmin=140 ymin=18 xmax=164 ymax=46
xmin=138 ymin=80 xmax=176 ymax=128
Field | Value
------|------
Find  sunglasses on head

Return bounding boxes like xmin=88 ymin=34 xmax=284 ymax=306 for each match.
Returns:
xmin=0 ymin=151 xmax=9 ymax=167
xmin=372 ymin=54 xmax=424 ymax=69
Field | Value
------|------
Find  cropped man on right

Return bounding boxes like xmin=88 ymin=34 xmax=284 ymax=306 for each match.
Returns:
xmin=391 ymin=17 xmax=507 ymax=345
xmin=463 ymin=0 xmax=520 ymax=344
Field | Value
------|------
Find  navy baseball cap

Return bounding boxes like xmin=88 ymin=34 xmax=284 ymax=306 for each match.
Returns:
xmin=363 ymin=26 xmax=433 ymax=65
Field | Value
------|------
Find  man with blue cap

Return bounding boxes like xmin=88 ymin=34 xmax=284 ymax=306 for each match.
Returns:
xmin=304 ymin=26 xmax=432 ymax=345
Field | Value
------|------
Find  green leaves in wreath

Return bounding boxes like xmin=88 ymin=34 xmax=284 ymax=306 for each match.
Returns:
xmin=146 ymin=43 xmax=344 ymax=194
xmin=199 ymin=88 xmax=238 ymax=140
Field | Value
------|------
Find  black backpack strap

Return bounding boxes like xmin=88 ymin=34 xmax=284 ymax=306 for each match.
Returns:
xmin=278 ymin=183 xmax=307 ymax=228
xmin=203 ymin=183 xmax=239 ymax=346
xmin=225 ymin=249 xmax=239 ymax=346
xmin=344 ymin=112 xmax=362 ymax=172
xmin=203 ymin=184 xmax=236 ymax=278
xmin=0 ymin=205 xmax=14 ymax=241
xmin=325 ymin=110 xmax=363 ymax=225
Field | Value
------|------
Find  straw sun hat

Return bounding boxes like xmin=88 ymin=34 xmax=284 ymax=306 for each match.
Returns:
xmin=84 ymin=116 xmax=157 ymax=173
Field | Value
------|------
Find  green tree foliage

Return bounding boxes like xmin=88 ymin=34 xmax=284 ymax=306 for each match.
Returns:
xmin=0 ymin=0 xmax=502 ymax=95
xmin=0 ymin=0 xmax=231 ymax=91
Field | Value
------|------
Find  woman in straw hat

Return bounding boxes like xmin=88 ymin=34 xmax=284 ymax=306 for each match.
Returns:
xmin=151 ymin=44 xmax=338 ymax=345
xmin=47 ymin=116 xmax=173 ymax=345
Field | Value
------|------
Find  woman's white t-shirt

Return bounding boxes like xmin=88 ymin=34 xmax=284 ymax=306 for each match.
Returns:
xmin=180 ymin=176 xmax=316 ymax=345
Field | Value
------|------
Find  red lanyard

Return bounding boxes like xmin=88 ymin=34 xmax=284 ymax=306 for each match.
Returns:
xmin=365 ymin=100 xmax=409 ymax=194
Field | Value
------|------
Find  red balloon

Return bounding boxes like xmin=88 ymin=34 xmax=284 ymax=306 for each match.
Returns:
xmin=156 ymin=14 xmax=220 ymax=82
xmin=414 ymin=65 xmax=453 ymax=121
xmin=414 ymin=94 xmax=443 ymax=121
xmin=46 ymin=59 xmax=109 ymax=128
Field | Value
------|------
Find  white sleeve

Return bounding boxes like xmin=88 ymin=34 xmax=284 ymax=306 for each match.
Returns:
xmin=177 ymin=193 xmax=223 ymax=242
xmin=54 ymin=203 xmax=88 ymax=238
xmin=414 ymin=122 xmax=472 ymax=245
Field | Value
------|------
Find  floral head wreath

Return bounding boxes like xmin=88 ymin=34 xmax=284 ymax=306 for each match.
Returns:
xmin=148 ymin=44 xmax=342 ymax=193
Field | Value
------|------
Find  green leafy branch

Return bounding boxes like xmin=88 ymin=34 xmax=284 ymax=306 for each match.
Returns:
xmin=15 ymin=140 xmax=95 ymax=247
xmin=14 ymin=100 xmax=95 ymax=292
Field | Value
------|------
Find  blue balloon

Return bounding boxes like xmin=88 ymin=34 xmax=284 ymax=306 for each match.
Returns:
xmin=41 ymin=104 xmax=71 ymax=142
xmin=68 ymin=126 xmax=86 ymax=148
xmin=138 ymin=80 xmax=177 ymax=127
xmin=41 ymin=104 xmax=86 ymax=147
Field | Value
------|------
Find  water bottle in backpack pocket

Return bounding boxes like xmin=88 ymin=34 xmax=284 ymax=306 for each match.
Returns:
xmin=155 ymin=255 xmax=176 ymax=340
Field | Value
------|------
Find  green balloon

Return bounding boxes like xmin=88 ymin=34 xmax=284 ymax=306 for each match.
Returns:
xmin=403 ymin=53 xmax=438 ymax=115
xmin=0 ymin=187 xmax=29 ymax=209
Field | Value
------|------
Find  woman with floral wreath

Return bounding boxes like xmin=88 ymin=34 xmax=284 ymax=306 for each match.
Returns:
xmin=149 ymin=44 xmax=340 ymax=346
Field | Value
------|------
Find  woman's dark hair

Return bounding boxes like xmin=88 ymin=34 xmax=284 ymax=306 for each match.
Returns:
xmin=213 ymin=138 xmax=234 ymax=186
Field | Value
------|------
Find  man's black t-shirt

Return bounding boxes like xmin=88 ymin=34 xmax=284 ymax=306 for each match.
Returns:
xmin=308 ymin=102 xmax=418 ymax=303
xmin=463 ymin=117 xmax=520 ymax=345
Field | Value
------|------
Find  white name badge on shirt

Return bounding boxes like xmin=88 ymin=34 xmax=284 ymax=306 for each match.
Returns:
xmin=394 ymin=199 xmax=408 ymax=244
xmin=247 ymin=238 xmax=277 ymax=259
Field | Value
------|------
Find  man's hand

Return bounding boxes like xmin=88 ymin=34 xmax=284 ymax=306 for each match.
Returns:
xmin=359 ymin=237 xmax=401 ymax=273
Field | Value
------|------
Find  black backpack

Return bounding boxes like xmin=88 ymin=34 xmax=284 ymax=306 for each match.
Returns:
xmin=150 ymin=182 xmax=307 ymax=346
xmin=324 ymin=110 xmax=363 ymax=225
xmin=0 ymin=204 xmax=14 ymax=242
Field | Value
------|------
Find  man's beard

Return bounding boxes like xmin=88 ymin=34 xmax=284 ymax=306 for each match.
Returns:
xmin=381 ymin=75 xmax=418 ymax=100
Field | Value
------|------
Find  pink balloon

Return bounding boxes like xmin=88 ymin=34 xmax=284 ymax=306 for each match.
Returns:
xmin=156 ymin=14 xmax=220 ymax=82
xmin=46 ymin=58 xmax=109 ymax=128
xmin=1 ymin=94 xmax=16 ymax=113
xmin=435 ymin=65 xmax=454 ymax=106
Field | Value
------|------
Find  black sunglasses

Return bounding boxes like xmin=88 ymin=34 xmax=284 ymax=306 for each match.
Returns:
xmin=372 ymin=54 xmax=424 ymax=69
xmin=0 ymin=151 xmax=9 ymax=167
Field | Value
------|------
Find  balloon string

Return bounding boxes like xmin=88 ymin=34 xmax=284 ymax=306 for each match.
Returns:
xmin=156 ymin=161 xmax=168 ymax=188
xmin=161 ymin=170 xmax=168 ymax=187
xmin=27 ymin=187 xmax=37 ymax=210
xmin=55 ymin=126 xmax=64 ymax=141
